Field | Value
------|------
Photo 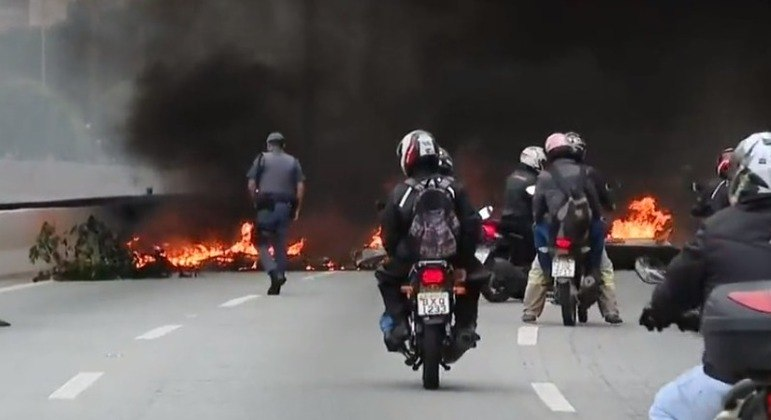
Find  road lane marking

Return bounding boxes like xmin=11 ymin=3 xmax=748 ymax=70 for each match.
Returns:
xmin=135 ymin=324 xmax=182 ymax=340
xmin=531 ymin=382 xmax=576 ymax=413
xmin=49 ymin=372 xmax=104 ymax=400
xmin=517 ymin=326 xmax=539 ymax=346
xmin=303 ymin=272 xmax=336 ymax=281
xmin=0 ymin=280 xmax=52 ymax=294
xmin=219 ymin=295 xmax=260 ymax=308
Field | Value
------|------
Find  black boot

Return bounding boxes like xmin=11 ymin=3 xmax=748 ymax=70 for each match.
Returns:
xmin=0 ymin=319 xmax=10 ymax=327
xmin=267 ymin=271 xmax=280 ymax=295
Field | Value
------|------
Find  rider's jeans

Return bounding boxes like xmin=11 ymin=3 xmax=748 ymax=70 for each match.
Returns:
xmin=649 ymin=364 xmax=732 ymax=420
xmin=534 ymin=219 xmax=605 ymax=277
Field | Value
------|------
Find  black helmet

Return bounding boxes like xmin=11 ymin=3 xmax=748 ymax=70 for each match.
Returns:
xmin=438 ymin=147 xmax=454 ymax=176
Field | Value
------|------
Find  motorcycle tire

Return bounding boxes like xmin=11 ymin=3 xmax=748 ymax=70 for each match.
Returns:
xmin=557 ymin=280 xmax=576 ymax=327
xmin=422 ymin=324 xmax=443 ymax=390
xmin=481 ymin=258 xmax=514 ymax=303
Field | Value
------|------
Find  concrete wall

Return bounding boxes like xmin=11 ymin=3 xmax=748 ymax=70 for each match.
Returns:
xmin=0 ymin=206 xmax=111 ymax=279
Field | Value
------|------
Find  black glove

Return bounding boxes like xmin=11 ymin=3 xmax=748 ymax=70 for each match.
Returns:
xmin=675 ymin=310 xmax=701 ymax=332
xmin=639 ymin=304 xmax=670 ymax=332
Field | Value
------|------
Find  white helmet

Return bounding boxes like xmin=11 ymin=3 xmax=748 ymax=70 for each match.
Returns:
xmin=728 ymin=132 xmax=771 ymax=205
xmin=396 ymin=129 xmax=439 ymax=176
xmin=520 ymin=146 xmax=546 ymax=171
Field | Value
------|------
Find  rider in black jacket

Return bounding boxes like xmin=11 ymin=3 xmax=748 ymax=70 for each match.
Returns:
xmin=377 ymin=130 xmax=483 ymax=356
xmin=641 ymin=132 xmax=771 ymax=419
xmin=690 ymin=147 xmax=733 ymax=219
xmin=501 ymin=146 xmax=546 ymax=265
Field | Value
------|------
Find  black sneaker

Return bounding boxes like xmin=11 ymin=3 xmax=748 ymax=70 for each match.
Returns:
xmin=384 ymin=321 xmax=409 ymax=352
xmin=605 ymin=314 xmax=623 ymax=324
xmin=0 ymin=319 xmax=10 ymax=327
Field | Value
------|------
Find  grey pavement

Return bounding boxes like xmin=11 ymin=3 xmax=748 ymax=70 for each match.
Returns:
xmin=0 ymin=271 xmax=702 ymax=420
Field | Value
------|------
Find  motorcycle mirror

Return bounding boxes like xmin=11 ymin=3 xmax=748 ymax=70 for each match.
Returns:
xmin=478 ymin=206 xmax=493 ymax=220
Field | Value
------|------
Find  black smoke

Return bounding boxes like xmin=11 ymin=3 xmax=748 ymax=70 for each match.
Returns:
xmin=98 ymin=0 xmax=771 ymax=249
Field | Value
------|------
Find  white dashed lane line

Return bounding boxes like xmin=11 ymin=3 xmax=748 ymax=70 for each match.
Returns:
xmin=49 ymin=372 xmax=104 ymax=400
xmin=531 ymin=382 xmax=577 ymax=413
xmin=219 ymin=295 xmax=260 ymax=308
xmin=517 ymin=325 xmax=539 ymax=346
xmin=0 ymin=280 xmax=52 ymax=294
xmin=302 ymin=272 xmax=336 ymax=281
xmin=135 ymin=324 xmax=182 ymax=340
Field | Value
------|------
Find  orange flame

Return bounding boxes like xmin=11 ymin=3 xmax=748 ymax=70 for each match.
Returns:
xmin=129 ymin=222 xmax=305 ymax=269
xmin=608 ymin=196 xmax=673 ymax=241
xmin=367 ymin=227 xmax=383 ymax=249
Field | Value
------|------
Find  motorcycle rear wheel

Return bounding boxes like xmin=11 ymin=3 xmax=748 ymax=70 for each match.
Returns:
xmin=557 ymin=280 xmax=576 ymax=326
xmin=421 ymin=324 xmax=443 ymax=390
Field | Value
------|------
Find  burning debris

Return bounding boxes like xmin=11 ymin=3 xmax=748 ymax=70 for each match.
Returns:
xmin=608 ymin=196 xmax=674 ymax=243
xmin=126 ymin=222 xmax=306 ymax=272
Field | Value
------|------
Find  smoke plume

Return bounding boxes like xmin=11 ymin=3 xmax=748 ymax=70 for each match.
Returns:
xmin=34 ymin=1 xmax=771 ymax=250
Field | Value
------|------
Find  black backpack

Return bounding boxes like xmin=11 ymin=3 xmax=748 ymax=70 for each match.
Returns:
xmin=404 ymin=177 xmax=461 ymax=260
xmin=547 ymin=166 xmax=593 ymax=244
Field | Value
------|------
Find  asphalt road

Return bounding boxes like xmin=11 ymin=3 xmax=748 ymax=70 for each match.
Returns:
xmin=0 ymin=271 xmax=702 ymax=420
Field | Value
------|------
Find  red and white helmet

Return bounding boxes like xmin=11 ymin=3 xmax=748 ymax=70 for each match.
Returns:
xmin=396 ymin=129 xmax=439 ymax=175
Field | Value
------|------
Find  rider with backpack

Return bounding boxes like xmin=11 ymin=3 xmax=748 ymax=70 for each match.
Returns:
xmin=376 ymin=130 xmax=484 ymax=356
xmin=522 ymin=132 xmax=620 ymax=323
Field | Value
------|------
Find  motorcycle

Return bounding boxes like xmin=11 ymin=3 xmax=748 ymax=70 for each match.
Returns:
xmin=635 ymin=266 xmax=771 ymax=420
xmin=398 ymin=260 xmax=468 ymax=390
xmin=547 ymin=231 xmax=601 ymax=326
xmin=475 ymin=206 xmax=528 ymax=303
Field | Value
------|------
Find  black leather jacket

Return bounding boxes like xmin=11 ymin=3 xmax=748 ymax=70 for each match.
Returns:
xmin=502 ymin=163 xmax=538 ymax=223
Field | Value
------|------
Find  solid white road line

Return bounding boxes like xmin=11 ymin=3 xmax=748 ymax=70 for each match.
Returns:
xmin=49 ymin=372 xmax=104 ymax=400
xmin=219 ymin=294 xmax=260 ymax=308
xmin=302 ymin=271 xmax=336 ymax=281
xmin=531 ymin=382 xmax=576 ymax=413
xmin=517 ymin=325 xmax=539 ymax=346
xmin=135 ymin=324 xmax=182 ymax=340
xmin=0 ymin=280 xmax=52 ymax=294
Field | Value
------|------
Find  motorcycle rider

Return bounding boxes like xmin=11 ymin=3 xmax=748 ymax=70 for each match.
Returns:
xmin=500 ymin=146 xmax=546 ymax=266
xmin=690 ymin=147 xmax=734 ymax=218
xmin=640 ymin=132 xmax=771 ymax=420
xmin=377 ymin=130 xmax=484 ymax=358
xmin=522 ymin=132 xmax=622 ymax=324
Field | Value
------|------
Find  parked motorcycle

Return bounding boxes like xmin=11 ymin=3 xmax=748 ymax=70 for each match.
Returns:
xmin=548 ymin=231 xmax=601 ymax=326
xmin=475 ymin=206 xmax=528 ymax=303
xmin=398 ymin=260 xmax=469 ymax=390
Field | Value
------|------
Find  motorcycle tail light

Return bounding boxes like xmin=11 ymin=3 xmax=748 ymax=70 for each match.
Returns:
xmin=728 ymin=291 xmax=771 ymax=314
xmin=482 ymin=222 xmax=498 ymax=241
xmin=555 ymin=237 xmax=572 ymax=250
xmin=766 ymin=390 xmax=771 ymax=419
xmin=420 ymin=268 xmax=445 ymax=286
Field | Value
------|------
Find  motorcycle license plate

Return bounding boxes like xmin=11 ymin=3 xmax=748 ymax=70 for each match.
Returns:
xmin=552 ymin=256 xmax=575 ymax=278
xmin=475 ymin=247 xmax=491 ymax=264
xmin=417 ymin=292 xmax=450 ymax=316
